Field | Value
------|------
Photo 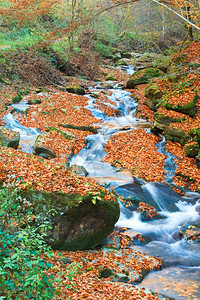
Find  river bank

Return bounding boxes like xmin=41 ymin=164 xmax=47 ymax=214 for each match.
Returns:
xmin=0 ymin=41 xmax=200 ymax=299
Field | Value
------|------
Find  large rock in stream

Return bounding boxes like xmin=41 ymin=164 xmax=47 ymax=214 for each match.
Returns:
xmin=20 ymin=189 xmax=120 ymax=251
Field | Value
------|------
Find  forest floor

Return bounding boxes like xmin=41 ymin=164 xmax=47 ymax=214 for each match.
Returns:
xmin=0 ymin=40 xmax=200 ymax=299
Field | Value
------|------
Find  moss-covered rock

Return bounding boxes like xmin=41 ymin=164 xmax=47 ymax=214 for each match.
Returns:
xmin=33 ymin=134 xmax=56 ymax=159
xmin=106 ymin=74 xmax=117 ymax=81
xmin=126 ymin=68 xmax=163 ymax=89
xmin=164 ymin=125 xmax=191 ymax=146
xmin=19 ymin=189 xmax=120 ymax=251
xmin=145 ymin=83 xmax=163 ymax=110
xmin=0 ymin=128 xmax=20 ymax=149
xmin=28 ymin=99 xmax=42 ymax=105
xmin=66 ymin=85 xmax=85 ymax=95
xmin=163 ymin=98 xmax=197 ymax=117
xmin=152 ymin=112 xmax=184 ymax=132
xmin=185 ymin=142 xmax=199 ymax=158
xmin=188 ymin=128 xmax=200 ymax=144
xmin=166 ymin=66 xmax=181 ymax=83
xmin=60 ymin=123 xmax=98 ymax=134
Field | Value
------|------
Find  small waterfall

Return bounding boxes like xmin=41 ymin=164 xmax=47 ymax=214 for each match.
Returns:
xmin=4 ymin=113 xmax=40 ymax=153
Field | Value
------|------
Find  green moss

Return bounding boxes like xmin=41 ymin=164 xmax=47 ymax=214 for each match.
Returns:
xmin=18 ymin=188 xmax=119 ymax=251
xmin=60 ymin=123 xmax=98 ymax=134
xmin=66 ymin=85 xmax=85 ymax=95
xmin=185 ymin=143 xmax=199 ymax=158
xmin=164 ymin=125 xmax=191 ymax=146
xmin=126 ymin=68 xmax=163 ymax=89
xmin=48 ymin=127 xmax=73 ymax=140
xmin=188 ymin=128 xmax=200 ymax=144
xmin=106 ymin=74 xmax=117 ymax=81
xmin=163 ymin=100 xmax=197 ymax=117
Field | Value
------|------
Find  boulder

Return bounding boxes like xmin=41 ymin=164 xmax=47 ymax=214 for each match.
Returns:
xmin=105 ymin=74 xmax=117 ymax=81
xmin=164 ymin=125 xmax=191 ymax=146
xmin=70 ymin=164 xmax=89 ymax=177
xmin=28 ymin=99 xmax=42 ymax=105
xmin=145 ymin=83 xmax=163 ymax=110
xmin=66 ymin=85 xmax=85 ymax=95
xmin=163 ymin=97 xmax=197 ymax=117
xmin=126 ymin=68 xmax=163 ymax=89
xmin=0 ymin=128 xmax=20 ymax=149
xmin=185 ymin=142 xmax=199 ymax=158
xmin=152 ymin=112 xmax=184 ymax=132
xmin=189 ymin=128 xmax=200 ymax=144
xmin=33 ymin=134 xmax=56 ymax=159
xmin=19 ymin=189 xmax=120 ymax=251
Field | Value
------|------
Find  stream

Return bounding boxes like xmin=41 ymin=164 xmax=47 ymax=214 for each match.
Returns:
xmin=4 ymin=68 xmax=200 ymax=299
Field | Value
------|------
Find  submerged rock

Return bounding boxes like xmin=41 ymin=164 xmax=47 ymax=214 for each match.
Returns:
xmin=19 ymin=189 xmax=120 ymax=251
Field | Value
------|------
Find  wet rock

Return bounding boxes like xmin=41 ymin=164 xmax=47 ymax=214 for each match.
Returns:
xmin=121 ymin=52 xmax=132 ymax=59
xmin=34 ymin=147 xmax=56 ymax=159
xmin=66 ymin=85 xmax=85 ymax=95
xmin=19 ymin=189 xmax=120 ymax=251
xmin=0 ymin=128 xmax=20 ymax=149
xmin=99 ymin=267 xmax=114 ymax=278
xmin=60 ymin=123 xmax=98 ymax=134
xmin=70 ymin=164 xmax=89 ymax=177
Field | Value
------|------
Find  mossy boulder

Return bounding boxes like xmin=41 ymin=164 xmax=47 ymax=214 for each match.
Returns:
xmin=185 ymin=142 xmax=199 ymax=158
xmin=66 ymin=85 xmax=85 ymax=95
xmin=164 ymin=125 xmax=191 ymax=146
xmin=152 ymin=112 xmax=184 ymax=132
xmin=166 ymin=66 xmax=181 ymax=83
xmin=33 ymin=134 xmax=56 ymax=159
xmin=145 ymin=83 xmax=163 ymax=110
xmin=163 ymin=98 xmax=197 ymax=117
xmin=28 ymin=99 xmax=42 ymax=105
xmin=126 ymin=68 xmax=163 ymax=89
xmin=0 ymin=128 xmax=20 ymax=149
xmin=19 ymin=189 xmax=120 ymax=251
xmin=188 ymin=128 xmax=200 ymax=144
xmin=106 ymin=74 xmax=117 ymax=81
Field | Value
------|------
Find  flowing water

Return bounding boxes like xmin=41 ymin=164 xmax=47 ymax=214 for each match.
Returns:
xmin=3 ymin=67 xmax=200 ymax=299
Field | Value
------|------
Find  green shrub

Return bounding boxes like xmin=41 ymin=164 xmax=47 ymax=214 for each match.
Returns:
xmin=0 ymin=185 xmax=61 ymax=299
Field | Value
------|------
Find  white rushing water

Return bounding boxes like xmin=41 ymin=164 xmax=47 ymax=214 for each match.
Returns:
xmin=3 ymin=65 xmax=200 ymax=298
xmin=4 ymin=113 xmax=40 ymax=153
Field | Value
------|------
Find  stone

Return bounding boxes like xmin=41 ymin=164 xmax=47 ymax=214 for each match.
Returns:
xmin=0 ymin=128 xmax=20 ymax=149
xmin=66 ymin=85 xmax=85 ymax=95
xmin=33 ymin=134 xmax=56 ymax=159
xmin=163 ymin=98 xmax=197 ymax=117
xmin=28 ymin=99 xmax=42 ymax=105
xmin=70 ymin=164 xmax=89 ymax=177
xmin=185 ymin=142 xmax=199 ymax=158
xmin=145 ymin=83 xmax=163 ymax=110
xmin=126 ymin=68 xmax=163 ymax=89
xmin=19 ymin=189 xmax=120 ymax=251
xmin=105 ymin=74 xmax=117 ymax=81
xmin=164 ymin=125 xmax=191 ymax=146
